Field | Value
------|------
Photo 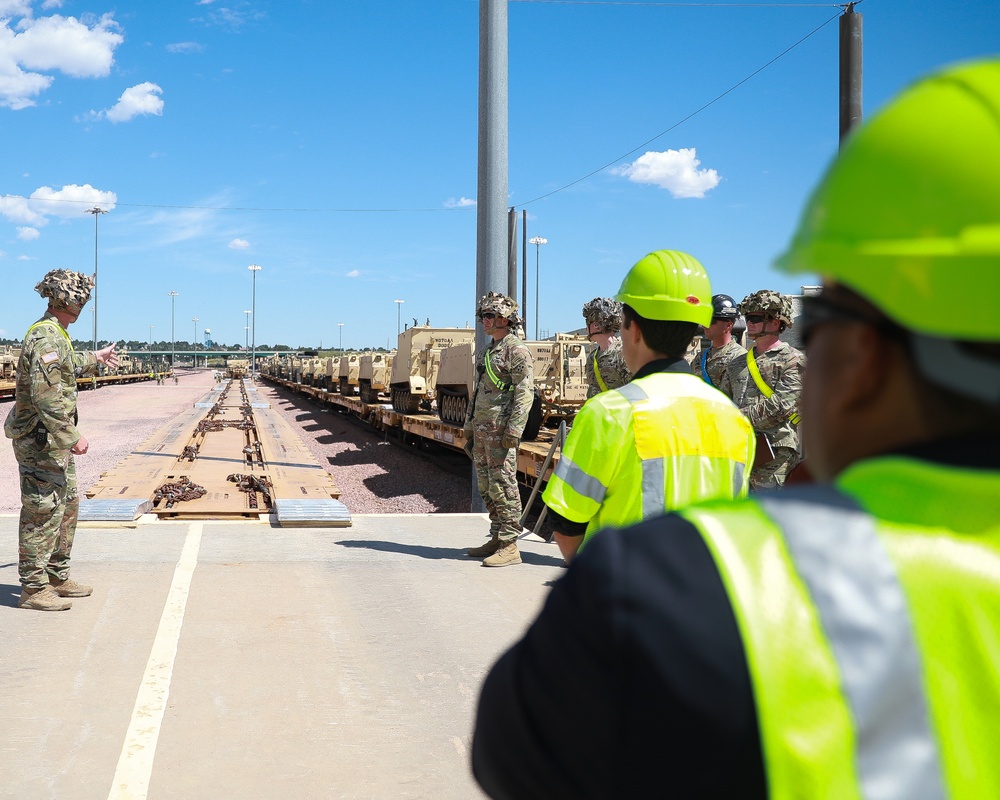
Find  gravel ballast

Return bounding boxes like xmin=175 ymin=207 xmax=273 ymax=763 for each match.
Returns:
xmin=0 ymin=369 xmax=471 ymax=516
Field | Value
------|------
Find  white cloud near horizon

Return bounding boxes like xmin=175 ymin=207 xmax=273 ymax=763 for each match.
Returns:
xmin=345 ymin=269 xmax=360 ymax=278
xmin=104 ymin=81 xmax=163 ymax=122
xmin=17 ymin=226 xmax=39 ymax=241
xmin=0 ymin=11 xmax=123 ymax=109
xmin=229 ymin=238 xmax=250 ymax=249
xmin=445 ymin=197 xmax=476 ymax=208
xmin=614 ymin=148 xmax=720 ymax=199
xmin=0 ymin=184 xmax=117 ymax=228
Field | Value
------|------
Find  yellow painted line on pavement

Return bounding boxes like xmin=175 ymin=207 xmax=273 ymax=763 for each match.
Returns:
xmin=107 ymin=521 xmax=203 ymax=800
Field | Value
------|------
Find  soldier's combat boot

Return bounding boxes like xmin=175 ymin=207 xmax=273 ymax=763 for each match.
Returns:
xmin=467 ymin=535 xmax=501 ymax=558
xmin=18 ymin=586 xmax=72 ymax=611
xmin=50 ymin=577 xmax=93 ymax=597
xmin=483 ymin=541 xmax=522 ymax=567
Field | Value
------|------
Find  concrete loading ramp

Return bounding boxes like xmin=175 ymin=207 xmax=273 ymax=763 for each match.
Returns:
xmin=82 ymin=379 xmax=349 ymax=525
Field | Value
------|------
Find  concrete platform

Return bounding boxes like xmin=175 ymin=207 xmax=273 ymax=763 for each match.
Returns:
xmin=0 ymin=513 xmax=565 ymax=799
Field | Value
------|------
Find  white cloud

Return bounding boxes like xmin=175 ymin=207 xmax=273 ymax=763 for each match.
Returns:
xmin=17 ymin=254 xmax=33 ymax=260
xmin=104 ymin=81 xmax=163 ymax=123
xmin=0 ymin=184 xmax=116 ymax=227
xmin=345 ymin=269 xmax=360 ymax=278
xmin=445 ymin=197 xmax=476 ymax=208
xmin=166 ymin=41 xmax=203 ymax=54
xmin=0 ymin=11 xmax=124 ymax=109
xmin=614 ymin=148 xmax=720 ymax=199
xmin=228 ymin=238 xmax=250 ymax=249
xmin=16 ymin=226 xmax=39 ymax=241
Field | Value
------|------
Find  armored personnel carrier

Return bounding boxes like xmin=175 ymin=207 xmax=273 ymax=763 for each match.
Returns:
xmin=389 ymin=326 xmax=475 ymax=414
xmin=226 ymin=358 xmax=250 ymax=378
xmin=338 ymin=353 xmax=365 ymax=396
xmin=358 ymin=352 xmax=394 ymax=404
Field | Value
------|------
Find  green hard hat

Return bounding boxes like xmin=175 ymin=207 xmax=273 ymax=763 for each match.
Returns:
xmin=776 ymin=58 xmax=1000 ymax=341
xmin=615 ymin=250 xmax=712 ymax=326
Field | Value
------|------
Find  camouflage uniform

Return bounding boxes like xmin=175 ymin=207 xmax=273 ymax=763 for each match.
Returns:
xmin=699 ymin=339 xmax=747 ymax=396
xmin=582 ymin=297 xmax=630 ymax=398
xmin=585 ymin=336 xmax=631 ymax=398
xmin=5 ymin=274 xmax=99 ymax=590
xmin=719 ymin=341 xmax=805 ymax=489
xmin=466 ymin=296 xmax=535 ymax=544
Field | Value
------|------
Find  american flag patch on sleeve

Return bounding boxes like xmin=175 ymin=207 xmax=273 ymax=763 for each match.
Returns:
xmin=41 ymin=351 xmax=59 ymax=365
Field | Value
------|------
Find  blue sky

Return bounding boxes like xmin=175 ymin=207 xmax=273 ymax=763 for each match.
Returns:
xmin=1 ymin=0 xmax=997 ymax=351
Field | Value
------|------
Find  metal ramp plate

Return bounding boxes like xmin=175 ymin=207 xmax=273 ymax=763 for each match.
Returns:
xmin=79 ymin=498 xmax=152 ymax=521
xmin=273 ymin=499 xmax=352 ymax=527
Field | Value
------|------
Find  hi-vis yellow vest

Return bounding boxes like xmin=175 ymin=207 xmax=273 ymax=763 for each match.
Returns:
xmin=681 ymin=457 xmax=1000 ymax=799
xmin=542 ymin=371 xmax=754 ymax=546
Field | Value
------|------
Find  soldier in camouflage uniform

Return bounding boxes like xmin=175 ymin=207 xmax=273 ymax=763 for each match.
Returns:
xmin=4 ymin=269 xmax=119 ymax=611
xmin=718 ymin=289 xmax=805 ymax=489
xmin=698 ymin=293 xmax=747 ymax=397
xmin=464 ymin=292 xmax=535 ymax=567
xmin=582 ymin=297 xmax=631 ymax=398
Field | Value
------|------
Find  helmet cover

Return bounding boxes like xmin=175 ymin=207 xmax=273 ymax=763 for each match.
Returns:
xmin=35 ymin=269 xmax=94 ymax=311
xmin=582 ymin=297 xmax=622 ymax=333
xmin=738 ymin=289 xmax=793 ymax=327
xmin=477 ymin=291 xmax=518 ymax=322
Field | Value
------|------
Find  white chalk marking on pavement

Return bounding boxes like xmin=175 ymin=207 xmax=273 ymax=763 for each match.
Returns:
xmin=108 ymin=521 xmax=203 ymax=800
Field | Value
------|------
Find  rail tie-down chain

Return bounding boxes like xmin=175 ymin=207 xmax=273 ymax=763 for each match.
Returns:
xmin=153 ymin=477 xmax=207 ymax=509
xmin=227 ymin=473 xmax=272 ymax=510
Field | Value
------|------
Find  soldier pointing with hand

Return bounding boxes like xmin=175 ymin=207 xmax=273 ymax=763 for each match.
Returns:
xmin=4 ymin=269 xmax=119 ymax=611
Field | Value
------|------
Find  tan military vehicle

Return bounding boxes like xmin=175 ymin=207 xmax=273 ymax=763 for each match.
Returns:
xmin=358 ymin=352 xmax=394 ymax=404
xmin=320 ymin=357 xmax=340 ymax=392
xmin=2 ymin=345 xmax=22 ymax=380
xmin=226 ymin=357 xmax=249 ymax=378
xmin=338 ymin=353 xmax=365 ymax=396
xmin=389 ymin=326 xmax=476 ymax=414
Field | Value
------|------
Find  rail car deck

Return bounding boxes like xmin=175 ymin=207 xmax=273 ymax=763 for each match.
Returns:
xmin=81 ymin=379 xmax=348 ymax=525
xmin=262 ymin=375 xmax=562 ymax=488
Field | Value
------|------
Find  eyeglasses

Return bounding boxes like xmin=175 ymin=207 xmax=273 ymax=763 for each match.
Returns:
xmin=480 ymin=312 xmax=497 ymax=320
xmin=744 ymin=313 xmax=768 ymax=325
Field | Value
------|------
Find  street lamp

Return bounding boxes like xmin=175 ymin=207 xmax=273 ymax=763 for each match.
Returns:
xmin=529 ymin=236 xmax=548 ymax=340
xmin=148 ymin=324 xmax=154 ymax=349
xmin=86 ymin=206 xmax=108 ymax=353
xmin=394 ymin=299 xmax=405 ymax=336
xmin=243 ymin=309 xmax=252 ymax=352
xmin=192 ymin=317 xmax=200 ymax=368
xmin=338 ymin=323 xmax=344 ymax=357
xmin=168 ymin=291 xmax=179 ymax=369
xmin=248 ymin=264 xmax=261 ymax=378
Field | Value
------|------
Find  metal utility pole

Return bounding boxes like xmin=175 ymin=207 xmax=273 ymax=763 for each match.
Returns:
xmin=86 ymin=207 xmax=107 ymax=354
xmin=839 ymin=3 xmax=863 ymax=145
xmin=530 ymin=236 xmax=547 ymax=340
xmin=521 ymin=211 xmax=527 ymax=327
xmin=192 ymin=317 xmax=200 ymax=368
xmin=168 ymin=291 xmax=178 ymax=369
xmin=473 ymin=0 xmax=509 ymax=511
xmin=248 ymin=264 xmax=261 ymax=379
xmin=507 ymin=207 xmax=518 ymax=303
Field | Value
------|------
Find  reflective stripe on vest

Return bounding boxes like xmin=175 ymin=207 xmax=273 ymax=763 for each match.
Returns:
xmin=544 ymin=373 xmax=753 ymax=542
xmin=746 ymin=348 xmax=801 ymax=425
xmin=28 ymin=318 xmax=73 ymax=349
xmin=683 ymin=487 xmax=947 ymax=800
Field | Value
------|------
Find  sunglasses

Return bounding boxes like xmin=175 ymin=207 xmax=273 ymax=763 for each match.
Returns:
xmin=480 ymin=312 xmax=497 ymax=320
xmin=799 ymin=295 xmax=904 ymax=346
xmin=744 ymin=313 xmax=768 ymax=325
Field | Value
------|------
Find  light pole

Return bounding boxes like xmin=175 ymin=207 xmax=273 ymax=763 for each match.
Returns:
xmin=243 ymin=309 xmax=252 ymax=352
xmin=192 ymin=317 xmax=200 ymax=368
xmin=394 ymin=299 xmax=404 ymax=336
xmin=529 ymin=236 xmax=547 ymax=340
xmin=148 ymin=324 xmax=153 ymax=348
xmin=248 ymin=264 xmax=261 ymax=378
xmin=168 ymin=291 xmax=179 ymax=369
xmin=338 ymin=323 xmax=344 ymax=357
xmin=86 ymin=207 xmax=108 ymax=353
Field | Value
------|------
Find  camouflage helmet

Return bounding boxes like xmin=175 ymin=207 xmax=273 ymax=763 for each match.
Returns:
xmin=476 ymin=291 xmax=518 ymax=323
xmin=582 ymin=297 xmax=622 ymax=334
xmin=35 ymin=269 xmax=94 ymax=311
xmin=738 ymin=289 xmax=794 ymax=327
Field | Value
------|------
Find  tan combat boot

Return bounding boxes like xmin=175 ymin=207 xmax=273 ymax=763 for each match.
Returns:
xmin=483 ymin=541 xmax=522 ymax=567
xmin=467 ymin=535 xmax=501 ymax=558
xmin=50 ymin=577 xmax=93 ymax=597
xmin=18 ymin=586 xmax=72 ymax=611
